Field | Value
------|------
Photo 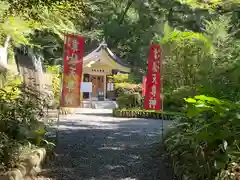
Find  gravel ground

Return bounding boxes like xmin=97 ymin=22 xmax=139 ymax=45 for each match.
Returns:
xmin=36 ymin=109 xmax=177 ymax=180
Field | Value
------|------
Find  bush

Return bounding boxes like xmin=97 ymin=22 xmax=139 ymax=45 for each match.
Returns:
xmin=165 ymin=95 xmax=240 ymax=180
xmin=164 ymin=86 xmax=197 ymax=112
xmin=110 ymin=73 xmax=144 ymax=108
xmin=115 ymin=82 xmax=143 ymax=108
xmin=0 ymin=75 xmax=54 ymax=168
xmin=115 ymin=82 xmax=142 ymax=96
xmin=0 ymin=132 xmax=23 ymax=169
xmin=116 ymin=92 xmax=143 ymax=108
xmin=46 ymin=65 xmax=61 ymax=108
xmin=113 ymin=108 xmax=184 ymax=120
xmin=111 ymin=73 xmax=131 ymax=83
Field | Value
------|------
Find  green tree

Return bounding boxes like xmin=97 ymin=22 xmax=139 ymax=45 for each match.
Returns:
xmin=156 ymin=15 xmax=240 ymax=107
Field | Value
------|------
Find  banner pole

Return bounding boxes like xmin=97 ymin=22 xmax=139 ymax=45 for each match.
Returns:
xmin=161 ymin=47 xmax=164 ymax=140
xmin=56 ymin=34 xmax=66 ymax=145
xmin=161 ymin=81 xmax=164 ymax=139
xmin=56 ymin=33 xmax=84 ymax=143
xmin=56 ymin=76 xmax=63 ymax=145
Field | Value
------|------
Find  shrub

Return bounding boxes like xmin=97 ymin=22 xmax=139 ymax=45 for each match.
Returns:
xmin=115 ymin=82 xmax=142 ymax=96
xmin=111 ymin=73 xmax=131 ymax=83
xmin=0 ymin=74 xmax=54 ymax=168
xmin=46 ymin=65 xmax=61 ymax=108
xmin=165 ymin=95 xmax=240 ymax=180
xmin=111 ymin=73 xmax=144 ymax=108
xmin=164 ymin=86 xmax=196 ymax=112
xmin=116 ymin=92 xmax=143 ymax=108
xmin=113 ymin=108 xmax=184 ymax=120
xmin=115 ymin=82 xmax=143 ymax=108
xmin=0 ymin=132 xmax=22 ymax=169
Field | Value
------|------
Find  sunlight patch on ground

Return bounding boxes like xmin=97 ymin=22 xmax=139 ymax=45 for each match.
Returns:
xmin=105 ymin=164 xmax=125 ymax=170
xmin=107 ymin=136 xmax=116 ymax=140
xmin=127 ymin=154 xmax=140 ymax=160
xmin=98 ymin=146 xmax=125 ymax=151
xmin=147 ymin=132 xmax=159 ymax=137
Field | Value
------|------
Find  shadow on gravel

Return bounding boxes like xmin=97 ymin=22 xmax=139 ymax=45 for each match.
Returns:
xmin=56 ymin=118 xmax=172 ymax=131
xmin=75 ymin=112 xmax=113 ymax=117
xmin=38 ymin=119 xmax=177 ymax=180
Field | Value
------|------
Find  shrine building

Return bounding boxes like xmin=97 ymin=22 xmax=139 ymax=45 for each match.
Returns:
xmin=82 ymin=41 xmax=130 ymax=101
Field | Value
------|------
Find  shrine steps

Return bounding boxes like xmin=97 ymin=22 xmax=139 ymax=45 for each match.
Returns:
xmin=82 ymin=100 xmax=118 ymax=109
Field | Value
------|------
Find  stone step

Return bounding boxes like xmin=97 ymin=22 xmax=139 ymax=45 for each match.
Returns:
xmin=82 ymin=101 xmax=117 ymax=109
xmin=94 ymin=101 xmax=118 ymax=109
xmin=82 ymin=101 xmax=93 ymax=108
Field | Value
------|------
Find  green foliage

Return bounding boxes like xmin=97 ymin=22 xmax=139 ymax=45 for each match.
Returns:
xmin=46 ymin=65 xmax=61 ymax=106
xmin=115 ymin=83 xmax=142 ymax=96
xmin=0 ymin=0 xmax=239 ymax=175
xmin=111 ymin=73 xmax=143 ymax=108
xmin=156 ymin=16 xmax=240 ymax=112
xmin=116 ymin=92 xmax=143 ymax=109
xmin=30 ymin=31 xmax=63 ymax=66
xmin=0 ymin=75 xmax=53 ymax=168
xmin=157 ymin=22 xmax=214 ymax=89
xmin=164 ymin=85 xmax=196 ymax=112
xmin=177 ymin=0 xmax=240 ymax=11
xmin=110 ymin=73 xmax=132 ymax=83
xmin=0 ymin=132 xmax=27 ymax=169
xmin=201 ymin=16 xmax=240 ymax=100
xmin=115 ymin=82 xmax=143 ymax=108
xmin=0 ymin=1 xmax=40 ymax=47
xmin=110 ymin=73 xmax=140 ymax=84
xmin=0 ymin=0 xmax=81 ymax=67
xmin=0 ymin=72 xmax=22 ymax=95
xmin=165 ymin=95 xmax=240 ymax=179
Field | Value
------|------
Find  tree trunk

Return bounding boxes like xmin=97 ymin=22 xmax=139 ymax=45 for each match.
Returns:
xmin=118 ymin=0 xmax=135 ymax=24
xmin=4 ymin=35 xmax=11 ymax=50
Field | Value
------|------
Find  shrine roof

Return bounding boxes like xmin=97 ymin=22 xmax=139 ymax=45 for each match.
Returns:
xmin=83 ymin=41 xmax=130 ymax=69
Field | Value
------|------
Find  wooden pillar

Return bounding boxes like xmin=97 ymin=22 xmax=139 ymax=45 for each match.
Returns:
xmin=103 ymin=74 xmax=106 ymax=100
xmin=111 ymin=69 xmax=118 ymax=100
xmin=80 ymin=74 xmax=83 ymax=107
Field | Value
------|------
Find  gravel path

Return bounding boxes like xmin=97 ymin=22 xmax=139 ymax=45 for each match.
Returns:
xmin=36 ymin=109 xmax=176 ymax=180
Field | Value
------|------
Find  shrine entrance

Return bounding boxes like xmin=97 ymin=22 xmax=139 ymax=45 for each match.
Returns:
xmin=82 ymin=41 xmax=131 ymax=100
xmin=90 ymin=75 xmax=104 ymax=98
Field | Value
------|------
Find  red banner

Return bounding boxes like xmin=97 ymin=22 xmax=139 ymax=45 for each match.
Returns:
xmin=60 ymin=34 xmax=84 ymax=107
xmin=142 ymin=76 xmax=147 ymax=96
xmin=143 ymin=44 xmax=162 ymax=110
